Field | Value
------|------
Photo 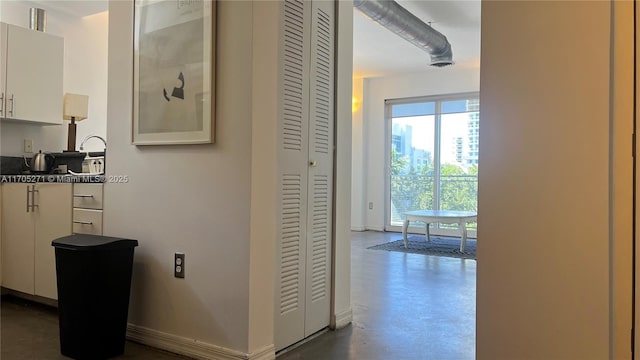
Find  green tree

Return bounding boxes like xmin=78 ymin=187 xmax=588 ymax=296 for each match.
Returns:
xmin=391 ymin=151 xmax=478 ymax=229
xmin=390 ymin=150 xmax=434 ymax=223
xmin=440 ymin=163 xmax=477 ymax=212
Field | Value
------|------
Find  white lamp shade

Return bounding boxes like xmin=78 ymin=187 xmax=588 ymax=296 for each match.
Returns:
xmin=63 ymin=93 xmax=89 ymax=121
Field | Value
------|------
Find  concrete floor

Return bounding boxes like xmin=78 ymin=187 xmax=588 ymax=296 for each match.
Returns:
xmin=0 ymin=296 xmax=190 ymax=359
xmin=279 ymin=231 xmax=476 ymax=360
xmin=0 ymin=231 xmax=475 ymax=359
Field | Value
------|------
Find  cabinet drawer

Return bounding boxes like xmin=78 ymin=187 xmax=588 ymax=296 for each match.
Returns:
xmin=73 ymin=184 xmax=103 ymax=209
xmin=73 ymin=208 xmax=103 ymax=235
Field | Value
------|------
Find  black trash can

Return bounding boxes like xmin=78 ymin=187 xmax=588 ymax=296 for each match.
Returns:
xmin=52 ymin=234 xmax=139 ymax=360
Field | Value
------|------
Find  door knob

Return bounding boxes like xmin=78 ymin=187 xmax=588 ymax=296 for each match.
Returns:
xmin=309 ymin=160 xmax=317 ymax=167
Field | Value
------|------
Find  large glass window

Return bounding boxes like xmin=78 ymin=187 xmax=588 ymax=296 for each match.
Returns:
xmin=387 ymin=94 xmax=479 ymax=233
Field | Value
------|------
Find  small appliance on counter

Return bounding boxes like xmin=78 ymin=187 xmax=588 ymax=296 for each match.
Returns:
xmin=24 ymin=150 xmax=55 ymax=174
xmin=83 ymin=155 xmax=105 ymax=173
xmin=52 ymin=152 xmax=86 ymax=173
xmin=21 ymin=151 xmax=86 ymax=174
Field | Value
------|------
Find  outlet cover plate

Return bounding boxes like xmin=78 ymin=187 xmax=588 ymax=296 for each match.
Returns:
xmin=174 ymin=253 xmax=185 ymax=278
xmin=24 ymin=139 xmax=33 ymax=153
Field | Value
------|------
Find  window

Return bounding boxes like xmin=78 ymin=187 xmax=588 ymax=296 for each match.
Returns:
xmin=386 ymin=93 xmax=479 ymax=234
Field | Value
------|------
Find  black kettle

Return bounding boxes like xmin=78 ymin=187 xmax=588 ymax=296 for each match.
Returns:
xmin=27 ymin=150 xmax=55 ymax=173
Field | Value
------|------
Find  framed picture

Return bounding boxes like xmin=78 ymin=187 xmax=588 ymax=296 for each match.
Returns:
xmin=133 ymin=0 xmax=215 ymax=145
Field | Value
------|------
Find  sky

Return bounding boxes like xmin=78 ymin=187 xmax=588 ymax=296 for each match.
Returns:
xmin=393 ymin=112 xmax=475 ymax=166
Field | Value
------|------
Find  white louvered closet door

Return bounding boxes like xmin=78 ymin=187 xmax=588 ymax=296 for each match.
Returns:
xmin=275 ymin=0 xmax=335 ymax=351
xmin=303 ymin=0 xmax=334 ymax=338
xmin=275 ymin=0 xmax=311 ymax=351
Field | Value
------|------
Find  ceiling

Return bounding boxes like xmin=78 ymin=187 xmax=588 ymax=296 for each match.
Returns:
xmin=28 ymin=0 xmax=108 ymax=19
xmin=25 ymin=0 xmax=109 ymax=18
xmin=27 ymin=0 xmax=479 ymax=79
xmin=353 ymin=0 xmax=481 ymax=79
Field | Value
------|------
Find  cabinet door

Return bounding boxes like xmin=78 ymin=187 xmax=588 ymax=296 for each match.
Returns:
xmin=73 ymin=183 xmax=104 ymax=209
xmin=73 ymin=208 xmax=103 ymax=235
xmin=4 ymin=24 xmax=63 ymax=124
xmin=1 ymin=184 xmax=35 ymax=294
xmin=0 ymin=24 xmax=7 ymax=119
xmin=34 ymin=183 xmax=72 ymax=299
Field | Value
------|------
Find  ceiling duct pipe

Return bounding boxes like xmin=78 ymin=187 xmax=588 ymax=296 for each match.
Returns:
xmin=354 ymin=0 xmax=453 ymax=67
xmin=29 ymin=8 xmax=46 ymax=32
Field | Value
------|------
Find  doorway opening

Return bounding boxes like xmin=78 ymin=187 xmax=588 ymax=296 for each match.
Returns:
xmin=349 ymin=0 xmax=480 ymax=358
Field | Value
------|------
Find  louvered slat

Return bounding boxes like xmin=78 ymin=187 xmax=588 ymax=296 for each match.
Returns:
xmin=280 ymin=174 xmax=302 ymax=314
xmin=282 ymin=0 xmax=305 ymax=151
xmin=312 ymin=9 xmax=331 ymax=154
xmin=310 ymin=175 xmax=328 ymax=302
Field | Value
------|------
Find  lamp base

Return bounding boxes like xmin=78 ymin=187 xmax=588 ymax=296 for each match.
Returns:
xmin=66 ymin=121 xmax=77 ymax=152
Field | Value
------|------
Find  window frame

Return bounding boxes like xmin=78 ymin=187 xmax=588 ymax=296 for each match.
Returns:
xmin=384 ymin=92 xmax=479 ymax=237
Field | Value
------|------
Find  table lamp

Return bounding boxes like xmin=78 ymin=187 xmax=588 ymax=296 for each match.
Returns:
xmin=63 ymin=93 xmax=89 ymax=152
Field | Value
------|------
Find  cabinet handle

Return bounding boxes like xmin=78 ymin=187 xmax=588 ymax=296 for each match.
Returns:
xmin=73 ymin=220 xmax=93 ymax=225
xmin=27 ymin=185 xmax=38 ymax=212
xmin=0 ymin=92 xmax=4 ymax=117
xmin=8 ymin=94 xmax=14 ymax=117
xmin=73 ymin=194 xmax=94 ymax=198
xmin=32 ymin=185 xmax=38 ymax=210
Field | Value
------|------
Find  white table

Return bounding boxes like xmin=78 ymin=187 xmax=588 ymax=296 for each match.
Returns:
xmin=402 ymin=210 xmax=478 ymax=252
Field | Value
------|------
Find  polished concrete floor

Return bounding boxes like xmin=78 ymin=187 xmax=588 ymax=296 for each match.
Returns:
xmin=0 ymin=296 xmax=190 ymax=359
xmin=278 ymin=231 xmax=476 ymax=360
xmin=0 ymin=231 xmax=475 ymax=359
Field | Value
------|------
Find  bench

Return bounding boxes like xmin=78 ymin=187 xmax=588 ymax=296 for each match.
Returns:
xmin=402 ymin=210 xmax=478 ymax=252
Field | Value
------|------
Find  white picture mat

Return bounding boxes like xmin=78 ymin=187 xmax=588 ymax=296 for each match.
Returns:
xmin=133 ymin=0 xmax=215 ymax=145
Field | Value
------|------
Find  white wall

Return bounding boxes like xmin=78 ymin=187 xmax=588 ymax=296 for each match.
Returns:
xmin=105 ymin=0 xmax=253 ymax=354
xmin=350 ymin=78 xmax=365 ymax=231
xmin=332 ymin=0 xmax=353 ymax=328
xmin=62 ymin=10 xmax=108 ymax=153
xmin=106 ymin=1 xmax=352 ymax=357
xmin=0 ymin=1 xmax=108 ymax=155
xmin=477 ymin=1 xmax=631 ymax=358
xmin=353 ymin=68 xmax=480 ymax=231
xmin=248 ymin=1 xmax=277 ymax=352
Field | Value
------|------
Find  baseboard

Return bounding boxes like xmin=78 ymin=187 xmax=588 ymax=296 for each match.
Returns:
xmin=127 ymin=324 xmax=275 ymax=360
xmin=1 ymin=288 xmax=58 ymax=308
xmin=367 ymin=226 xmax=385 ymax=232
xmin=350 ymin=226 xmax=366 ymax=231
xmin=332 ymin=308 xmax=353 ymax=329
xmin=247 ymin=345 xmax=276 ymax=360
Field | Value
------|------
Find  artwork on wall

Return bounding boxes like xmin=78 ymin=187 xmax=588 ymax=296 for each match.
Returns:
xmin=133 ymin=0 xmax=215 ymax=145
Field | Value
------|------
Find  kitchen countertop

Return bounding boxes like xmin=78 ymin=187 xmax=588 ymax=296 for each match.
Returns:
xmin=0 ymin=174 xmax=105 ymax=183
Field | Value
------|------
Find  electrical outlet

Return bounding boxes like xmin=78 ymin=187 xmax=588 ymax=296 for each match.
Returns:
xmin=174 ymin=253 xmax=185 ymax=278
xmin=24 ymin=139 xmax=33 ymax=153
xmin=369 ymin=202 xmax=373 ymax=210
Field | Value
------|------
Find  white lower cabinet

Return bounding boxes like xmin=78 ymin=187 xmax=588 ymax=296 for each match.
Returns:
xmin=73 ymin=183 xmax=104 ymax=235
xmin=73 ymin=208 xmax=103 ymax=235
xmin=1 ymin=183 xmax=72 ymax=299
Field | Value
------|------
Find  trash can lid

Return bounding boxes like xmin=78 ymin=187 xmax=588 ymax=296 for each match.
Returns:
xmin=52 ymin=234 xmax=139 ymax=251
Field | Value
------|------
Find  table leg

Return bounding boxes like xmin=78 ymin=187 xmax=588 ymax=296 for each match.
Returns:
xmin=402 ymin=219 xmax=409 ymax=248
xmin=425 ymin=222 xmax=431 ymax=243
xmin=460 ymin=221 xmax=468 ymax=252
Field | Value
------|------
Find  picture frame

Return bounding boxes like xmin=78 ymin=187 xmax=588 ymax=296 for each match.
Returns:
xmin=133 ymin=0 xmax=215 ymax=145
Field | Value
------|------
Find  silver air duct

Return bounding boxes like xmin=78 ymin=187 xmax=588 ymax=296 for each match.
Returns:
xmin=29 ymin=8 xmax=46 ymax=32
xmin=354 ymin=0 xmax=453 ymax=67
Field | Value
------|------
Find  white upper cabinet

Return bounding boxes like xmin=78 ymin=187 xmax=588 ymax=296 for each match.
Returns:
xmin=0 ymin=23 xmax=63 ymax=125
